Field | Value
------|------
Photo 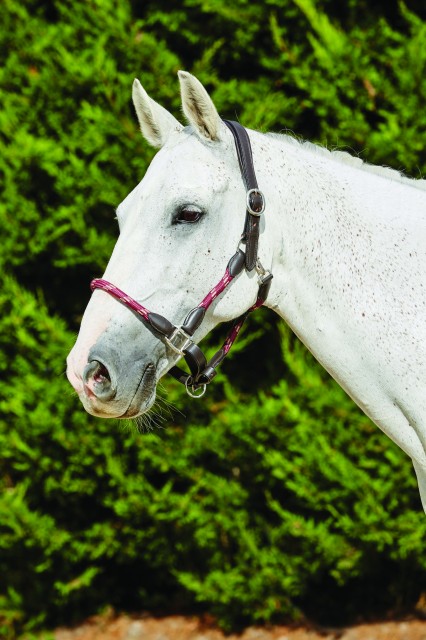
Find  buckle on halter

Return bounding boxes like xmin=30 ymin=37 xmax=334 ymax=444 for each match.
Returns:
xmin=255 ymin=259 xmax=273 ymax=302
xmin=246 ymin=189 xmax=265 ymax=216
xmin=255 ymin=259 xmax=270 ymax=282
xmin=165 ymin=327 xmax=193 ymax=356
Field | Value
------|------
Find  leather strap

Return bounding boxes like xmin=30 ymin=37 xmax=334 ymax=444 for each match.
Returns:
xmin=223 ymin=120 xmax=258 ymax=191
xmin=223 ymin=120 xmax=262 ymax=271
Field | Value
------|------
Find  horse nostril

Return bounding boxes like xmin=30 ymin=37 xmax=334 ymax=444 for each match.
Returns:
xmin=83 ymin=360 xmax=116 ymax=401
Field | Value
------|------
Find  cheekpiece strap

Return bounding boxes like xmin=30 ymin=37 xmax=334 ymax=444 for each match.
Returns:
xmin=223 ymin=120 xmax=265 ymax=271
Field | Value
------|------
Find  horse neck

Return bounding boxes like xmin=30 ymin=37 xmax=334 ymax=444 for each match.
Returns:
xmin=257 ymin=133 xmax=357 ymax=323
xmin=250 ymin=131 xmax=426 ymax=466
xmin=254 ymin=131 xmax=425 ymax=347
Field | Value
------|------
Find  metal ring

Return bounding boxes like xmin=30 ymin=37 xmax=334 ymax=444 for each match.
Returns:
xmin=185 ymin=379 xmax=207 ymax=398
xmin=236 ymin=236 xmax=245 ymax=252
xmin=246 ymin=189 xmax=266 ymax=216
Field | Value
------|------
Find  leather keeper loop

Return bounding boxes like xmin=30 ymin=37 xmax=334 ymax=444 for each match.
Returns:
xmin=182 ymin=306 xmax=206 ymax=335
xmin=198 ymin=366 xmax=217 ymax=384
xmin=148 ymin=312 xmax=175 ymax=337
xmin=227 ymin=249 xmax=246 ymax=277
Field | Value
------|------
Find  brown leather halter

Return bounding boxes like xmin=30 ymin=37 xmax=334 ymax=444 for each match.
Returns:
xmin=91 ymin=120 xmax=273 ymax=397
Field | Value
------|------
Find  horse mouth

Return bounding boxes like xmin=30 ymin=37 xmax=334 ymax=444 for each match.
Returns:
xmin=120 ymin=362 xmax=157 ymax=418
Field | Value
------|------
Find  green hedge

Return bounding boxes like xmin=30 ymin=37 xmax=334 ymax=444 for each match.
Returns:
xmin=1 ymin=0 xmax=425 ymax=637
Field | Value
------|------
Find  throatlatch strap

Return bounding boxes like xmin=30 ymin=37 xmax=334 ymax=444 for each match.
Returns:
xmin=223 ymin=120 xmax=261 ymax=271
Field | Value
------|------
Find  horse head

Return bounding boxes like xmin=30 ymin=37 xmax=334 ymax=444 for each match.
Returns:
xmin=67 ymin=72 xmax=273 ymax=418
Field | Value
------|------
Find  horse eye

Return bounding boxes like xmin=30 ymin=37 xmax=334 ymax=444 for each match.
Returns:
xmin=174 ymin=205 xmax=203 ymax=224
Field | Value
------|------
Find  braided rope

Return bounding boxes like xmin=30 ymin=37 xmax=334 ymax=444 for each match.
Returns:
xmin=92 ymin=263 xmax=235 ymax=324
xmin=198 ymin=269 xmax=233 ymax=310
xmin=90 ymin=279 xmax=150 ymax=321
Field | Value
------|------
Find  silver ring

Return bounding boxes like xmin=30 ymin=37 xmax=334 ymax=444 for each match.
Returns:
xmin=185 ymin=379 xmax=207 ymax=398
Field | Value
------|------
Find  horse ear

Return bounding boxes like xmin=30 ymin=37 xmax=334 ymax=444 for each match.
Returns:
xmin=178 ymin=71 xmax=223 ymax=142
xmin=132 ymin=79 xmax=183 ymax=148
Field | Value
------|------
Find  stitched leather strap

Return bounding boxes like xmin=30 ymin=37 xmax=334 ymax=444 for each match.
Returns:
xmin=223 ymin=120 xmax=258 ymax=191
xmin=223 ymin=120 xmax=262 ymax=271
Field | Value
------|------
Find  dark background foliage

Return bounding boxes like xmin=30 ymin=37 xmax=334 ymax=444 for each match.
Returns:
xmin=1 ymin=0 xmax=426 ymax=637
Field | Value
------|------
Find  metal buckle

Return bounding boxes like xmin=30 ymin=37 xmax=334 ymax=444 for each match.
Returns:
xmin=165 ymin=327 xmax=193 ymax=356
xmin=255 ymin=259 xmax=271 ymax=282
xmin=258 ymin=270 xmax=272 ymax=287
xmin=246 ymin=189 xmax=266 ymax=216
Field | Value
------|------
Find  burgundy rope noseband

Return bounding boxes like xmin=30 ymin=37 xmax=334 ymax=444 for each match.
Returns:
xmin=91 ymin=120 xmax=273 ymax=397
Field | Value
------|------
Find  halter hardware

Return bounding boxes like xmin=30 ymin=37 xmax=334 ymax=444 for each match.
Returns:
xmin=185 ymin=379 xmax=207 ymax=398
xmin=246 ymin=189 xmax=265 ymax=216
xmin=165 ymin=326 xmax=193 ymax=356
xmin=90 ymin=120 xmax=273 ymax=398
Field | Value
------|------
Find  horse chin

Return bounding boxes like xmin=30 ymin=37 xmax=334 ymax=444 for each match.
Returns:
xmin=121 ymin=354 xmax=182 ymax=418
xmin=120 ymin=364 xmax=157 ymax=418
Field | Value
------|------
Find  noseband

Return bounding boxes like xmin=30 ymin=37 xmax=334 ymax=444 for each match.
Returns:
xmin=91 ymin=120 xmax=273 ymax=397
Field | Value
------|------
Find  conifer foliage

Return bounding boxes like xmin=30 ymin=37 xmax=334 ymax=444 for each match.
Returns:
xmin=1 ymin=0 xmax=425 ymax=637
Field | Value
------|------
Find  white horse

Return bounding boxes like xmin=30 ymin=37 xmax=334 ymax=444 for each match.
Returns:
xmin=67 ymin=71 xmax=426 ymax=511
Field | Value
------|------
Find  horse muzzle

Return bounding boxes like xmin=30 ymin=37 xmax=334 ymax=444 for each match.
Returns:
xmin=67 ymin=351 xmax=157 ymax=418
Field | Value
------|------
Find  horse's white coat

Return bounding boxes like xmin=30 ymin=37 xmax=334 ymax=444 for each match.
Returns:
xmin=67 ymin=72 xmax=426 ymax=511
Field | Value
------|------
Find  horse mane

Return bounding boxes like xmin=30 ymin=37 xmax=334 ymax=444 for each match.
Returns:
xmin=267 ymin=131 xmax=426 ymax=192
